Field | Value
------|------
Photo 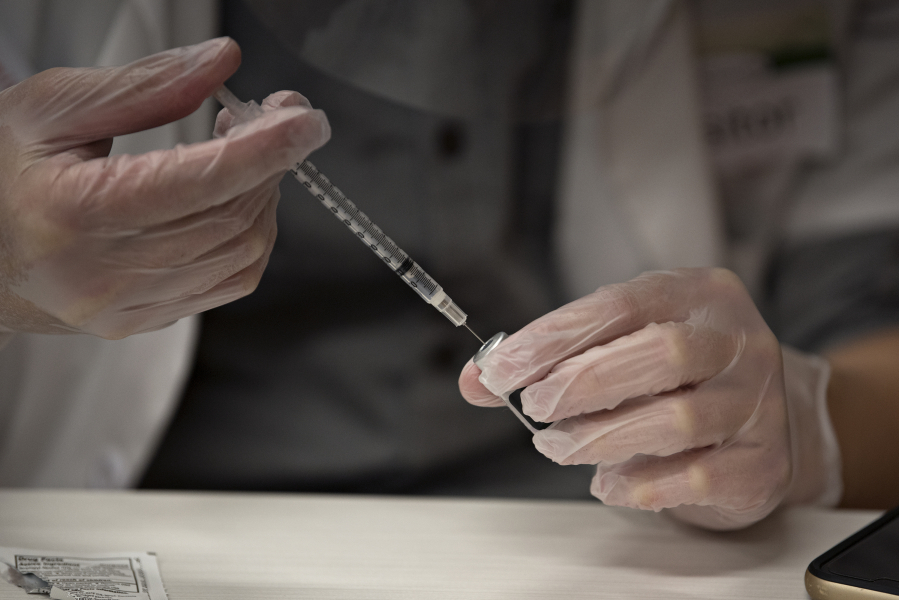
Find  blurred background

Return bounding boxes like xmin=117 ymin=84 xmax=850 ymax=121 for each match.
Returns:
xmin=2 ymin=0 xmax=898 ymax=501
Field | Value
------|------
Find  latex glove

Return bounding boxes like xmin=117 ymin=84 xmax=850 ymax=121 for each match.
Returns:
xmin=460 ymin=268 xmax=841 ymax=530
xmin=0 ymin=37 xmax=330 ymax=339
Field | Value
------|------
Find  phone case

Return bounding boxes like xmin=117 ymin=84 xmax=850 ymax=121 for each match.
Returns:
xmin=806 ymin=506 xmax=899 ymax=599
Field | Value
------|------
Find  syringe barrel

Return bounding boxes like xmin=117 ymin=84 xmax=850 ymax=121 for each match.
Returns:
xmin=213 ymin=86 xmax=472 ymax=330
xmin=291 ymin=160 xmax=467 ymax=327
xmin=392 ymin=256 xmax=441 ymax=303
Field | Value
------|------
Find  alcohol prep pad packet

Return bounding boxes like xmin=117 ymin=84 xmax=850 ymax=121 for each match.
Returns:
xmin=0 ymin=547 xmax=167 ymax=600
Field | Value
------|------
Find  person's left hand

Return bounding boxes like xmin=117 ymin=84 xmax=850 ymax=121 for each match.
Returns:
xmin=459 ymin=268 xmax=838 ymax=530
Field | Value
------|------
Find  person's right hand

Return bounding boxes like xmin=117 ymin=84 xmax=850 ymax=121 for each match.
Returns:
xmin=0 ymin=37 xmax=330 ymax=339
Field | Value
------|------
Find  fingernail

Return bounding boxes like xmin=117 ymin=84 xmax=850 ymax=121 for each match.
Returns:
xmin=476 ymin=370 xmax=505 ymax=398
xmin=316 ymin=109 xmax=331 ymax=144
xmin=590 ymin=472 xmax=617 ymax=502
xmin=521 ymin=388 xmax=553 ymax=421
xmin=188 ymin=37 xmax=230 ymax=60
xmin=287 ymin=109 xmax=330 ymax=152
xmin=590 ymin=469 xmax=620 ymax=499
xmin=532 ymin=430 xmax=576 ymax=464
xmin=594 ymin=473 xmax=659 ymax=511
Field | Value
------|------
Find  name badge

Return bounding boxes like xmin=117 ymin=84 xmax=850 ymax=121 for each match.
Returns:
xmin=703 ymin=56 xmax=839 ymax=172
xmin=695 ymin=0 xmax=840 ymax=172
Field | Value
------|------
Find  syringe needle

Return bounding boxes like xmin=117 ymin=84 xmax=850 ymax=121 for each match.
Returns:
xmin=464 ymin=323 xmax=484 ymax=345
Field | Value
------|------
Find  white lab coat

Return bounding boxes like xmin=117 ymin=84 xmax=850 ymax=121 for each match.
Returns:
xmin=0 ymin=0 xmax=214 ymax=487
xmin=0 ymin=0 xmax=896 ymax=488
xmin=556 ymin=0 xmax=899 ymax=298
xmin=557 ymin=0 xmax=724 ymax=299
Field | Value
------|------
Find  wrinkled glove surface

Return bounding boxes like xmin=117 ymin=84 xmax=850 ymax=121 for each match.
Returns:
xmin=460 ymin=268 xmax=840 ymax=530
xmin=0 ymin=37 xmax=329 ymax=338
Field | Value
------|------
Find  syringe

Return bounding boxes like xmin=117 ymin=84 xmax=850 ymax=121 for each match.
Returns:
xmin=213 ymin=86 xmax=483 ymax=344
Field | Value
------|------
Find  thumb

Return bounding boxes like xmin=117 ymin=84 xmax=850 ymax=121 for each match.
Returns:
xmin=459 ymin=359 xmax=505 ymax=407
xmin=12 ymin=37 xmax=240 ymax=146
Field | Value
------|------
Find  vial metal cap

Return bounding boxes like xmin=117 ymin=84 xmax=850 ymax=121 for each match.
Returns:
xmin=472 ymin=332 xmax=508 ymax=367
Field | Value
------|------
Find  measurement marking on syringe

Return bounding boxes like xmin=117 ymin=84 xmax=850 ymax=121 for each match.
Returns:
xmin=294 ymin=160 xmax=443 ymax=299
xmin=299 ymin=168 xmax=409 ymax=265
xmin=217 ymin=87 xmax=476 ymax=335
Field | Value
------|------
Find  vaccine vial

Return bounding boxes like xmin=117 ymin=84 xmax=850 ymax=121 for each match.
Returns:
xmin=472 ymin=332 xmax=561 ymax=434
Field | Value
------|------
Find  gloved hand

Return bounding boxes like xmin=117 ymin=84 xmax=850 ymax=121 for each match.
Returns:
xmin=460 ymin=268 xmax=841 ymax=530
xmin=0 ymin=37 xmax=330 ymax=339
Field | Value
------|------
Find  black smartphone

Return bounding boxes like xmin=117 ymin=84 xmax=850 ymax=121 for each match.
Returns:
xmin=806 ymin=505 xmax=899 ymax=599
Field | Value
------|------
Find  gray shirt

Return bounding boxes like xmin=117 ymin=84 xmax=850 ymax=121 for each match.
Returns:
xmin=141 ymin=0 xmax=596 ymax=497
